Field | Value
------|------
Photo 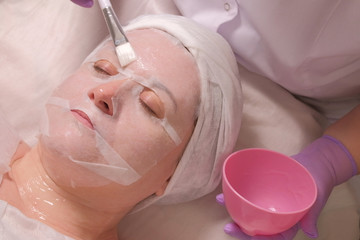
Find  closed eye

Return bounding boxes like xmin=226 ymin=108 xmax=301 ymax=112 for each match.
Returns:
xmin=139 ymin=89 xmax=165 ymax=119
xmin=93 ymin=59 xmax=119 ymax=76
xmin=140 ymin=99 xmax=157 ymax=116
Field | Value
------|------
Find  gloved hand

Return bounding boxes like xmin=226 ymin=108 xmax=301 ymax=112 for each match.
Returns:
xmin=71 ymin=0 xmax=94 ymax=8
xmin=216 ymin=193 xmax=300 ymax=240
xmin=218 ymin=135 xmax=357 ymax=239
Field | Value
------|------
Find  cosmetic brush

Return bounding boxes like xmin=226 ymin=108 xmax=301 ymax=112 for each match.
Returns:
xmin=98 ymin=0 xmax=137 ymax=67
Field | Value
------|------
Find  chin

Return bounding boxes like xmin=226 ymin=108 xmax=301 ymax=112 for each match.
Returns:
xmin=39 ymin=135 xmax=114 ymax=188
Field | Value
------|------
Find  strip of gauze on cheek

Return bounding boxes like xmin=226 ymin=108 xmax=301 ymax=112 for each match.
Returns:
xmin=69 ymin=132 xmax=141 ymax=185
xmin=43 ymin=96 xmax=141 ymax=186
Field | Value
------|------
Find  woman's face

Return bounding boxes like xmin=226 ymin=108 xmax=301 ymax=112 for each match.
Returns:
xmin=39 ymin=29 xmax=200 ymax=209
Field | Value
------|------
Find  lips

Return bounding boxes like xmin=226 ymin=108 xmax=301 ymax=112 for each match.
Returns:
xmin=71 ymin=109 xmax=94 ymax=130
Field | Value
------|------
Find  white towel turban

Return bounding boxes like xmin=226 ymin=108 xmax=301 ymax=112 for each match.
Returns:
xmin=124 ymin=14 xmax=243 ymax=209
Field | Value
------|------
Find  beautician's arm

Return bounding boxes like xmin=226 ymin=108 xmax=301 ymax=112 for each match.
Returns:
xmin=325 ymin=104 xmax=360 ymax=172
xmin=292 ymin=104 xmax=360 ymax=239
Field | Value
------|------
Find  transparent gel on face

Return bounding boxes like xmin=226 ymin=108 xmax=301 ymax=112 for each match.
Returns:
xmin=40 ymin=57 xmax=182 ymax=187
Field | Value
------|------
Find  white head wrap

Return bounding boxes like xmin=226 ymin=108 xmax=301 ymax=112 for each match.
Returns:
xmin=124 ymin=14 xmax=243 ymax=209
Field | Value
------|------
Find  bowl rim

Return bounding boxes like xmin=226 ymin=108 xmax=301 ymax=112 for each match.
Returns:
xmin=222 ymin=148 xmax=318 ymax=215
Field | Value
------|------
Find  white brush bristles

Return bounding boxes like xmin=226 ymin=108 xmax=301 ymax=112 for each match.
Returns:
xmin=116 ymin=42 xmax=137 ymax=67
xmin=98 ymin=0 xmax=111 ymax=9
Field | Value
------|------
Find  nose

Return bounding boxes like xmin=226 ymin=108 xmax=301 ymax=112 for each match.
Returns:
xmin=88 ymin=81 xmax=122 ymax=116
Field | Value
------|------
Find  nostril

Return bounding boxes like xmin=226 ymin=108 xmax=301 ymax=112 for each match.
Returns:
xmin=88 ymin=87 xmax=114 ymax=116
xmin=102 ymin=101 xmax=109 ymax=110
xmin=99 ymin=100 xmax=112 ymax=115
xmin=88 ymin=92 xmax=95 ymax=100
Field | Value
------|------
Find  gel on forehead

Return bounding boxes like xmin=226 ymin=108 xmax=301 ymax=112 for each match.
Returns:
xmin=84 ymin=30 xmax=184 ymax=64
xmin=151 ymin=28 xmax=184 ymax=47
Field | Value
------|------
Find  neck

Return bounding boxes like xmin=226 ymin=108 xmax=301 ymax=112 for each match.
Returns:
xmin=0 ymin=144 xmax=130 ymax=240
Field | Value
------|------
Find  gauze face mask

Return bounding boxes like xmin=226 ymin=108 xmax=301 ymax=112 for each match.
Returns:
xmin=39 ymin=39 xmax=185 ymax=188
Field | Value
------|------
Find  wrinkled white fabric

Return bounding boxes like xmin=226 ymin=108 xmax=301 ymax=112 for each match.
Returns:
xmin=0 ymin=199 xmax=74 ymax=240
xmin=124 ymin=14 xmax=242 ymax=209
xmin=0 ymin=112 xmax=20 ymax=182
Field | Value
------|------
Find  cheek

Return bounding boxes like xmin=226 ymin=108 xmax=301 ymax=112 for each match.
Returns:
xmin=41 ymin=105 xmax=103 ymax=162
xmin=52 ymin=69 xmax=96 ymax=99
xmin=39 ymin=106 xmax=116 ymax=187
xmin=109 ymin=109 xmax=176 ymax=175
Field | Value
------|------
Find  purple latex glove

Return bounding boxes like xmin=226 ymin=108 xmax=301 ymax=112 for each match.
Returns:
xmin=71 ymin=0 xmax=94 ymax=8
xmin=292 ymin=135 xmax=357 ymax=237
xmin=216 ymin=194 xmax=300 ymax=240
xmin=218 ymin=135 xmax=357 ymax=239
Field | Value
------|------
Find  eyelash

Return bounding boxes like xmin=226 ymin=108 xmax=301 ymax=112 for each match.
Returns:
xmin=93 ymin=64 xmax=110 ymax=76
xmin=139 ymin=98 xmax=157 ymax=117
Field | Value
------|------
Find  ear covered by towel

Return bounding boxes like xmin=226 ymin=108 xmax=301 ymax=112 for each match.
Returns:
xmin=124 ymin=14 xmax=243 ymax=210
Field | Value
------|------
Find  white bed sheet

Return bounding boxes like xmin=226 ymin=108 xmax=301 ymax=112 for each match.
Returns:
xmin=0 ymin=0 xmax=358 ymax=239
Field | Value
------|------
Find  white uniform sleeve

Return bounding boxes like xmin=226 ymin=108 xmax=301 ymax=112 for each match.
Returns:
xmin=175 ymin=0 xmax=360 ymax=100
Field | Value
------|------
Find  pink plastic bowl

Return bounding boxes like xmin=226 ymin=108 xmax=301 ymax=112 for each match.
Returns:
xmin=222 ymin=148 xmax=317 ymax=236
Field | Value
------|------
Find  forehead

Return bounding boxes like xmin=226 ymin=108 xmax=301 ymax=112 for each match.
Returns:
xmin=85 ymin=28 xmax=200 ymax=95
xmin=83 ymin=28 xmax=200 ymax=116
xmin=86 ymin=28 xmax=190 ymax=67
